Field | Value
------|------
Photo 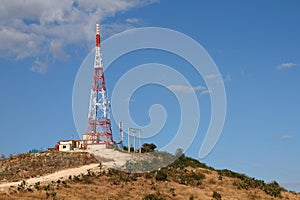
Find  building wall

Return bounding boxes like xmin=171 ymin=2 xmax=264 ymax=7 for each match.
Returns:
xmin=57 ymin=140 xmax=85 ymax=151
xmin=87 ymin=143 xmax=106 ymax=151
xmin=82 ymin=134 xmax=89 ymax=141
xmin=59 ymin=143 xmax=71 ymax=151
xmin=57 ymin=140 xmax=109 ymax=151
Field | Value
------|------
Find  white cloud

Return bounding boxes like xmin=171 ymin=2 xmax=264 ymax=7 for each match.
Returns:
xmin=200 ymin=89 xmax=211 ymax=96
xmin=225 ymin=73 xmax=231 ymax=82
xmin=280 ymin=134 xmax=293 ymax=140
xmin=205 ymin=74 xmax=221 ymax=79
xmin=0 ymin=0 xmax=158 ymax=72
xmin=30 ymin=59 xmax=48 ymax=74
xmin=167 ymin=85 xmax=212 ymax=96
xmin=125 ymin=18 xmax=141 ymax=24
xmin=277 ymin=62 xmax=298 ymax=70
xmin=205 ymin=73 xmax=231 ymax=83
xmin=167 ymin=85 xmax=206 ymax=93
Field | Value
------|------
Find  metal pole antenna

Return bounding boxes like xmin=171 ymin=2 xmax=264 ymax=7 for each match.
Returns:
xmin=139 ymin=130 xmax=142 ymax=154
xmin=128 ymin=128 xmax=130 ymax=153
xmin=133 ymin=129 xmax=136 ymax=153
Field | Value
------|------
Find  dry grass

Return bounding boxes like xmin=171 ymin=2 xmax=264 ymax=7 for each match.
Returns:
xmin=0 ymin=164 xmax=299 ymax=200
xmin=0 ymin=151 xmax=98 ymax=182
xmin=0 ymin=151 xmax=299 ymax=200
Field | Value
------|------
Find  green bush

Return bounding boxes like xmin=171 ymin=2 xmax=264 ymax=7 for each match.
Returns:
xmin=155 ymin=170 xmax=167 ymax=181
xmin=217 ymin=169 xmax=247 ymax=180
xmin=51 ymin=191 xmax=57 ymax=197
xmin=171 ymin=153 xmax=214 ymax=170
xmin=263 ymin=181 xmax=283 ymax=197
xmin=142 ymin=193 xmax=164 ymax=200
xmin=189 ymin=194 xmax=194 ymax=200
xmin=143 ymin=194 xmax=156 ymax=200
xmin=230 ymin=172 xmax=284 ymax=198
xmin=141 ymin=143 xmax=157 ymax=153
xmin=34 ymin=182 xmax=40 ymax=190
xmin=42 ymin=184 xmax=50 ymax=191
xmin=169 ymin=187 xmax=176 ymax=196
xmin=17 ymin=180 xmax=27 ymax=191
xmin=191 ymin=172 xmax=205 ymax=180
xmin=212 ymin=191 xmax=222 ymax=200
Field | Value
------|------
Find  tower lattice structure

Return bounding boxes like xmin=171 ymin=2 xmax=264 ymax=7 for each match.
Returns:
xmin=84 ymin=23 xmax=114 ymax=148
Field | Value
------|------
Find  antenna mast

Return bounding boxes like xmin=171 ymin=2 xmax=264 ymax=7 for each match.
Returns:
xmin=84 ymin=23 xmax=114 ymax=148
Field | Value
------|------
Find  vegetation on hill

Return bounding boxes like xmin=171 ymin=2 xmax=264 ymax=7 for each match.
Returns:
xmin=122 ymin=147 xmax=292 ymax=198
xmin=217 ymin=169 xmax=286 ymax=197
xmin=0 ymin=146 xmax=299 ymax=199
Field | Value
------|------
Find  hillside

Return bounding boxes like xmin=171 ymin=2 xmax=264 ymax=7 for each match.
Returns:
xmin=0 ymin=151 xmax=299 ymax=200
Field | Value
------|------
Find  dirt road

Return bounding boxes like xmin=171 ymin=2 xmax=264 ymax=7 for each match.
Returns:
xmin=0 ymin=163 xmax=99 ymax=191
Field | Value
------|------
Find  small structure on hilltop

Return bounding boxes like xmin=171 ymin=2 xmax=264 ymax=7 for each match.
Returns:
xmin=54 ymin=140 xmax=83 ymax=151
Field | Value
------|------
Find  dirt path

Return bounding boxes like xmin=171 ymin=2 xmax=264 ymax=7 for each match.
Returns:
xmin=90 ymin=149 xmax=134 ymax=168
xmin=0 ymin=163 xmax=100 ymax=191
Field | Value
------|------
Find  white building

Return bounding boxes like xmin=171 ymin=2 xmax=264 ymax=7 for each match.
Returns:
xmin=57 ymin=140 xmax=83 ymax=151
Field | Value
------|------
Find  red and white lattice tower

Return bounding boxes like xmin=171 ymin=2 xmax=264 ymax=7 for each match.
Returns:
xmin=84 ymin=24 xmax=115 ymax=148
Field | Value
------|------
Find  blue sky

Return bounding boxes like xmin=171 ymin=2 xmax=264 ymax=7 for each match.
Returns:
xmin=1 ymin=0 xmax=300 ymax=192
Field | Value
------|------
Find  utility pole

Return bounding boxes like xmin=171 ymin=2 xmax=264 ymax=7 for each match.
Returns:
xmin=139 ymin=130 xmax=142 ymax=154
xmin=133 ymin=129 xmax=136 ymax=153
xmin=128 ymin=128 xmax=130 ymax=153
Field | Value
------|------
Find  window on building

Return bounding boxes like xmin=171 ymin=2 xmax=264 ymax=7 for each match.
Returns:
xmin=63 ymin=145 xmax=66 ymax=149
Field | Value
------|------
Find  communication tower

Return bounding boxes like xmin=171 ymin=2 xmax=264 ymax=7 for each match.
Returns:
xmin=83 ymin=24 xmax=115 ymax=148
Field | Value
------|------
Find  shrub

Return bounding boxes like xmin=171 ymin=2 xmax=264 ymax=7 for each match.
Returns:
xmin=17 ymin=180 xmax=27 ymax=191
xmin=108 ymin=177 xmax=119 ymax=185
xmin=143 ymin=194 xmax=156 ymax=200
xmin=141 ymin=143 xmax=157 ymax=153
xmin=142 ymin=193 xmax=164 ymax=200
xmin=82 ymin=174 xmax=93 ymax=184
xmin=263 ymin=181 xmax=283 ymax=197
xmin=169 ymin=187 xmax=176 ymax=196
xmin=155 ymin=170 xmax=167 ymax=181
xmin=233 ymin=181 xmax=248 ymax=190
xmin=42 ymin=184 xmax=50 ymax=191
xmin=189 ymin=194 xmax=194 ymax=200
xmin=209 ymin=178 xmax=216 ymax=184
xmin=171 ymin=154 xmax=214 ymax=170
xmin=179 ymin=176 xmax=189 ymax=185
xmin=34 ymin=182 xmax=40 ymax=190
xmin=73 ymin=175 xmax=81 ymax=182
xmin=192 ymin=172 xmax=205 ymax=180
xmin=230 ymin=173 xmax=284 ymax=198
xmin=146 ymin=172 xmax=152 ymax=179
xmin=51 ymin=191 xmax=57 ymax=197
xmin=212 ymin=191 xmax=222 ymax=200
xmin=217 ymin=169 xmax=247 ymax=180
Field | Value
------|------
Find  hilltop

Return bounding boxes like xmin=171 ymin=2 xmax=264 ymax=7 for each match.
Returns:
xmin=0 ymin=150 xmax=299 ymax=200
